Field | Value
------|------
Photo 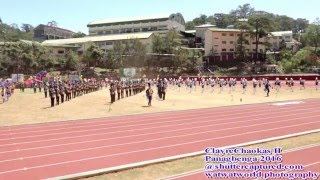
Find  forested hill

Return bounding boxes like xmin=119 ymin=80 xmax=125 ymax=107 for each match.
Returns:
xmin=185 ymin=3 xmax=310 ymax=34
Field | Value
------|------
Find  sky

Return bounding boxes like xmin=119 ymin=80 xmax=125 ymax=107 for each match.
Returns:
xmin=0 ymin=0 xmax=319 ymax=34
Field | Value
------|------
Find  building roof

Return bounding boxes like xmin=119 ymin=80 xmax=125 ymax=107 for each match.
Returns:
xmin=270 ymin=31 xmax=292 ymax=37
xmin=88 ymin=14 xmax=170 ymax=26
xmin=207 ymin=28 xmax=242 ymax=32
xmin=195 ymin=24 xmax=216 ymax=28
xmin=35 ymin=24 xmax=74 ymax=33
xmin=184 ymin=30 xmax=196 ymax=33
xmin=42 ymin=32 xmax=154 ymax=45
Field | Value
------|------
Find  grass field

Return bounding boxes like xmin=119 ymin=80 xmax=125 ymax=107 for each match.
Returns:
xmin=0 ymin=83 xmax=319 ymax=126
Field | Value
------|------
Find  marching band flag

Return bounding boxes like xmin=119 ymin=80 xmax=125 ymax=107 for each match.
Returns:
xmin=35 ymin=71 xmax=47 ymax=81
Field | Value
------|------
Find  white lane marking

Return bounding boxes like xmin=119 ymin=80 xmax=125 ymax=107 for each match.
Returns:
xmin=0 ymin=115 xmax=319 ymax=165
xmin=1 ymin=99 xmax=319 ymax=135
xmin=0 ymin=107 xmax=318 ymax=149
xmin=1 ymin=103 xmax=318 ymax=143
xmin=1 ymin=100 xmax=316 ymax=137
xmin=272 ymin=101 xmax=304 ymax=106
xmin=1 ymin=122 xmax=319 ymax=176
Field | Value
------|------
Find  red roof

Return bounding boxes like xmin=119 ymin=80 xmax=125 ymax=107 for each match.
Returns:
xmin=37 ymin=24 xmax=74 ymax=33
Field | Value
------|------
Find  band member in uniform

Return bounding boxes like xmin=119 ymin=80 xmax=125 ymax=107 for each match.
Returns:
xmin=289 ymin=78 xmax=294 ymax=92
xmin=316 ymin=77 xmax=319 ymax=90
xmin=252 ymin=78 xmax=258 ymax=95
xmin=49 ymin=85 xmax=56 ymax=107
xmin=299 ymin=78 xmax=305 ymax=90
xmin=265 ymin=79 xmax=271 ymax=97
xmin=129 ymin=82 xmax=132 ymax=96
xmin=33 ymin=83 xmax=37 ymax=93
xmin=117 ymin=82 xmax=121 ymax=100
xmin=242 ymin=78 xmax=247 ymax=94
xmin=44 ymin=83 xmax=48 ymax=98
xmin=146 ymin=83 xmax=153 ymax=106
xmin=60 ymin=84 xmax=65 ymax=103
xmin=55 ymin=84 xmax=60 ymax=105
xmin=201 ymin=79 xmax=205 ymax=93
xmin=162 ymin=81 xmax=167 ymax=100
xmin=110 ymin=83 xmax=116 ymax=103
xmin=121 ymin=82 xmax=124 ymax=99
xmin=125 ymin=83 xmax=129 ymax=97
xmin=274 ymin=78 xmax=281 ymax=92
xmin=228 ymin=78 xmax=233 ymax=94
xmin=38 ymin=82 xmax=42 ymax=92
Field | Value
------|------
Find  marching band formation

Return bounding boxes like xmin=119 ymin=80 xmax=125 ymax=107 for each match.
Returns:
xmin=1 ymin=76 xmax=319 ymax=106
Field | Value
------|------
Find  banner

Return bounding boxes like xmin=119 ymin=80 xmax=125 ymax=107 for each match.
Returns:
xmin=123 ymin=68 xmax=136 ymax=77
xmin=11 ymin=74 xmax=24 ymax=83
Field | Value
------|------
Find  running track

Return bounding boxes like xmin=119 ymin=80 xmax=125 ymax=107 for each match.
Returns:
xmin=165 ymin=144 xmax=320 ymax=180
xmin=0 ymin=99 xmax=320 ymax=179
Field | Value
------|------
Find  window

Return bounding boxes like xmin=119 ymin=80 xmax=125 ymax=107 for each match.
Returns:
xmin=134 ymin=28 xmax=140 ymax=32
xmin=245 ymin=34 xmax=249 ymax=37
xmin=105 ymin=41 xmax=113 ymax=45
xmin=285 ymin=36 xmax=291 ymax=39
xmin=126 ymin=29 xmax=132 ymax=33
xmin=279 ymin=37 xmax=283 ymax=39
xmin=222 ymin=33 xmax=226 ymax=36
xmin=214 ymin=45 xmax=219 ymax=47
xmin=222 ymin=41 xmax=227 ymax=44
xmin=97 ymin=42 xmax=105 ymax=46
xmin=252 ymin=49 xmax=256 ymax=51
xmin=237 ymin=34 xmax=240 ymax=37
xmin=150 ymin=27 xmax=158 ymax=31
xmin=230 ymin=41 xmax=234 ymax=44
xmin=105 ymin=31 xmax=111 ymax=34
xmin=222 ymin=49 xmax=226 ymax=52
xmin=142 ymin=28 xmax=149 ymax=31
xmin=113 ymin=30 xmax=119 ymax=34
xmin=230 ymin=33 xmax=234 ymax=36
xmin=58 ymin=50 xmax=64 ymax=54
xmin=230 ymin=49 xmax=234 ymax=52
xmin=246 ymin=49 xmax=250 ymax=52
xmin=214 ymin=37 xmax=219 ymax=39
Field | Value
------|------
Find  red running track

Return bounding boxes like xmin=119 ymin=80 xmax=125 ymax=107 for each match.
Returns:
xmin=166 ymin=144 xmax=320 ymax=180
xmin=0 ymin=99 xmax=319 ymax=179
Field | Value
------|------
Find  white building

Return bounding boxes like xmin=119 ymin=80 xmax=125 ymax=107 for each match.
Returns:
xmin=42 ymin=32 xmax=155 ymax=56
xmin=87 ymin=13 xmax=186 ymax=36
xmin=268 ymin=31 xmax=294 ymax=50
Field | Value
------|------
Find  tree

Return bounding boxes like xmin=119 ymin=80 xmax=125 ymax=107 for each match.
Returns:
xmin=214 ymin=13 xmax=229 ymax=28
xmin=293 ymin=18 xmax=309 ymax=34
xmin=112 ymin=40 xmax=124 ymax=67
xmin=83 ymin=43 xmax=105 ymax=68
xmin=185 ymin=21 xmax=195 ymax=30
xmin=234 ymin=21 xmax=251 ymax=62
xmin=193 ymin=14 xmax=207 ymax=25
xmin=164 ymin=30 xmax=181 ymax=54
xmin=304 ymin=19 xmax=320 ymax=51
xmin=21 ymin=24 xmax=34 ymax=33
xmin=47 ymin=21 xmax=58 ymax=27
xmin=64 ymin=50 xmax=79 ymax=70
xmin=248 ymin=15 xmax=272 ymax=61
xmin=230 ymin=3 xmax=255 ymax=19
xmin=72 ymin=31 xmax=86 ymax=38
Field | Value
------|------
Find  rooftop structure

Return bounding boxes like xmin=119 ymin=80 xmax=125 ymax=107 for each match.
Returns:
xmin=87 ymin=13 xmax=185 ymax=36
